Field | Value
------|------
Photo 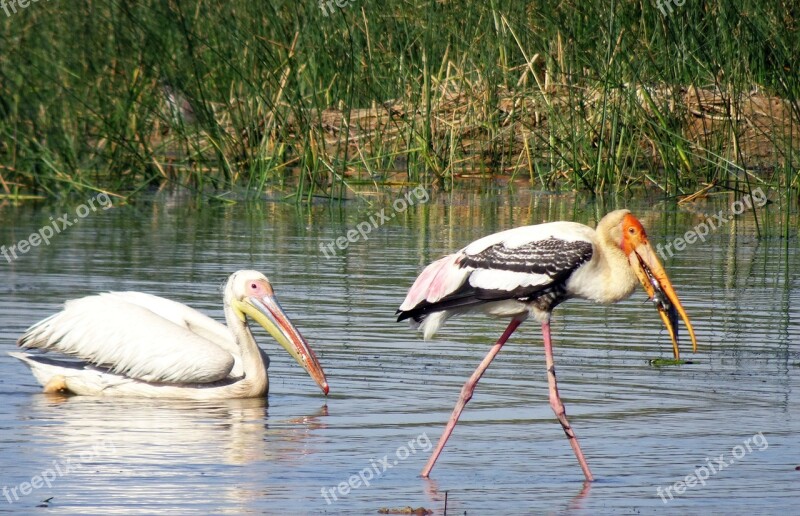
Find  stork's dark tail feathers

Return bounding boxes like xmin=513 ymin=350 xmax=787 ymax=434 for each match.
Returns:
xmin=396 ymin=287 xmax=483 ymax=323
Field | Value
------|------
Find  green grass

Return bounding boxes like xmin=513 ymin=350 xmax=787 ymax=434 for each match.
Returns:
xmin=0 ymin=0 xmax=797 ymax=201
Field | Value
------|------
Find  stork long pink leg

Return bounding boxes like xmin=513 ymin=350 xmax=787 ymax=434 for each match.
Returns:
xmin=541 ymin=320 xmax=594 ymax=481
xmin=421 ymin=318 xmax=522 ymax=478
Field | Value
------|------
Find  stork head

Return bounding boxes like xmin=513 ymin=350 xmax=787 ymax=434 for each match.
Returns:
xmin=227 ymin=270 xmax=329 ymax=395
xmin=603 ymin=210 xmax=698 ymax=359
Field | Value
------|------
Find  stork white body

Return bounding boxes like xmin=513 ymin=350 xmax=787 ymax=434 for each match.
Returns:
xmin=399 ymin=217 xmax=639 ymax=338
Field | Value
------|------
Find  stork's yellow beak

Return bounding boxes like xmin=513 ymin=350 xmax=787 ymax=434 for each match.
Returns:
xmin=622 ymin=214 xmax=698 ymax=359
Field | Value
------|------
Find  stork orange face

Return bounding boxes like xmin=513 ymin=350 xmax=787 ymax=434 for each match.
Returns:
xmin=621 ymin=214 xmax=698 ymax=359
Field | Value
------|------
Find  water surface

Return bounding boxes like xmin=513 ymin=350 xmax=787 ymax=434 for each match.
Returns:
xmin=0 ymin=188 xmax=798 ymax=514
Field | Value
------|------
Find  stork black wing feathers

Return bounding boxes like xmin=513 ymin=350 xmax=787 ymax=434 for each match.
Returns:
xmin=398 ymin=238 xmax=593 ymax=323
xmin=461 ymin=238 xmax=593 ymax=277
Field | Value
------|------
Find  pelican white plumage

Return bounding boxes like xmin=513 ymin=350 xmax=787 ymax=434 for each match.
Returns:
xmin=10 ymin=270 xmax=329 ymax=399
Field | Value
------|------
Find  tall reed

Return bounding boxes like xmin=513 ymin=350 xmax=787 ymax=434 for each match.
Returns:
xmin=0 ymin=0 xmax=796 ymax=201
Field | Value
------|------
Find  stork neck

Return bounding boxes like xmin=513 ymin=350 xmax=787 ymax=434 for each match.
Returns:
xmin=568 ymin=228 xmax=638 ymax=304
xmin=598 ymin=234 xmax=637 ymax=301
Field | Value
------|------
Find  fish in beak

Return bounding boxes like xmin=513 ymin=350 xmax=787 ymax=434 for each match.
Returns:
xmin=235 ymin=293 xmax=329 ymax=395
xmin=622 ymin=214 xmax=698 ymax=359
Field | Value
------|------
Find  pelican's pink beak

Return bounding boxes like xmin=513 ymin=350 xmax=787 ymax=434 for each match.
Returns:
xmin=622 ymin=214 xmax=698 ymax=359
xmin=245 ymin=293 xmax=329 ymax=395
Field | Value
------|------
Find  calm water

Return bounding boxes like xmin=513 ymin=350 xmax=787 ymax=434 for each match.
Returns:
xmin=0 ymin=188 xmax=798 ymax=514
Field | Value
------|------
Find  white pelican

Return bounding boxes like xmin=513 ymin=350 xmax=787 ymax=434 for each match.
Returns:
xmin=397 ymin=209 xmax=697 ymax=480
xmin=11 ymin=270 xmax=329 ymax=399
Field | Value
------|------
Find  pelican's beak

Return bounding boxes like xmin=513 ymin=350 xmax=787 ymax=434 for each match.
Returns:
xmin=623 ymin=214 xmax=698 ymax=359
xmin=236 ymin=295 xmax=329 ymax=395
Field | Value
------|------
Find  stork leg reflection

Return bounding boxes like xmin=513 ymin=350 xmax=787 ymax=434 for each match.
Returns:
xmin=542 ymin=320 xmax=594 ymax=481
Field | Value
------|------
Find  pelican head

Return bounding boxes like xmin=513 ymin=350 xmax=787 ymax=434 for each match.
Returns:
xmin=226 ymin=270 xmax=329 ymax=395
xmin=602 ymin=210 xmax=698 ymax=359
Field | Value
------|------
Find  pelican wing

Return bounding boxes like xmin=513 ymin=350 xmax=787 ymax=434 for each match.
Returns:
xmin=17 ymin=295 xmax=235 ymax=384
xmin=104 ymin=292 xmax=238 ymax=355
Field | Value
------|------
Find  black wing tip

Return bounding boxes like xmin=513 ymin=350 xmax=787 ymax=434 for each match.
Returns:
xmin=396 ymin=310 xmax=413 ymax=323
xmin=398 ymin=304 xmax=430 ymax=323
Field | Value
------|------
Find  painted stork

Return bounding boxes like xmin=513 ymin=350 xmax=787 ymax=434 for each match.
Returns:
xmin=397 ymin=209 xmax=697 ymax=481
xmin=10 ymin=270 xmax=329 ymax=399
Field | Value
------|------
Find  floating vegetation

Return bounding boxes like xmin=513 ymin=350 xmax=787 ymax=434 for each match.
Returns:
xmin=649 ymin=358 xmax=692 ymax=367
